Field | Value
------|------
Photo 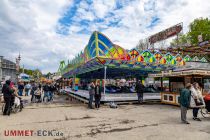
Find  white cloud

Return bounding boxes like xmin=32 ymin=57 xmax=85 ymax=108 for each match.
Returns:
xmin=0 ymin=0 xmax=75 ymax=73
xmin=92 ymin=0 xmax=116 ymax=18
xmin=0 ymin=0 xmax=210 ymax=74
xmin=101 ymin=0 xmax=210 ymax=49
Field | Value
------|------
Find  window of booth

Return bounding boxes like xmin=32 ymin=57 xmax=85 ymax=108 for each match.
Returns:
xmin=169 ymin=77 xmax=184 ymax=92
xmin=203 ymin=78 xmax=210 ymax=95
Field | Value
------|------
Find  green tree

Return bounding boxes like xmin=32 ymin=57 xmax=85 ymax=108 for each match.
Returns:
xmin=170 ymin=17 xmax=210 ymax=47
xmin=32 ymin=69 xmax=42 ymax=80
xmin=188 ymin=17 xmax=210 ymax=45
xmin=46 ymin=72 xmax=52 ymax=78
xmin=19 ymin=68 xmax=33 ymax=76
xmin=170 ymin=33 xmax=190 ymax=47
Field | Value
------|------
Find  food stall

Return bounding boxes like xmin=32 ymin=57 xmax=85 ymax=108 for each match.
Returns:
xmin=149 ymin=62 xmax=210 ymax=105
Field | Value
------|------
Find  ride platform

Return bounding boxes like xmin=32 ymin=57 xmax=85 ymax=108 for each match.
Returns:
xmin=64 ymin=88 xmax=161 ymax=103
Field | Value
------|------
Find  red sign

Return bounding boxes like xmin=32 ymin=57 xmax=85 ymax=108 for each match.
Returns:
xmin=149 ymin=23 xmax=182 ymax=44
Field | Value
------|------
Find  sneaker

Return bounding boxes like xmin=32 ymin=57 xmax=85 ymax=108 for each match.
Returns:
xmin=185 ymin=121 xmax=190 ymax=124
xmin=193 ymin=117 xmax=197 ymax=120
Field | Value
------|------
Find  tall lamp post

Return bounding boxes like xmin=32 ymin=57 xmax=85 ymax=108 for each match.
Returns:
xmin=16 ymin=53 xmax=21 ymax=83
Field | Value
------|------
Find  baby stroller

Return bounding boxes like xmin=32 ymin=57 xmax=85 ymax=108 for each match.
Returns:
xmin=34 ymin=89 xmax=42 ymax=103
xmin=2 ymin=96 xmax=23 ymax=114
xmin=200 ymin=94 xmax=210 ymax=118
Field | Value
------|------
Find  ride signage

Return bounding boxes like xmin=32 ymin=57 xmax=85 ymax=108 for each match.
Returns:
xmin=149 ymin=23 xmax=182 ymax=44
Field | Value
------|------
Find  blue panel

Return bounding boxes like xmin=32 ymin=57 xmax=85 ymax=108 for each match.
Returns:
xmin=98 ymin=33 xmax=112 ymax=49
xmin=98 ymin=42 xmax=109 ymax=56
xmin=91 ymin=50 xmax=96 ymax=58
xmin=89 ymin=42 xmax=96 ymax=58
xmin=88 ymin=33 xmax=95 ymax=45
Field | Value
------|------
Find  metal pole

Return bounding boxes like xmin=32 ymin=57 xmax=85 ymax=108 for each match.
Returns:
xmin=160 ymin=77 xmax=163 ymax=92
xmin=104 ymin=66 xmax=107 ymax=96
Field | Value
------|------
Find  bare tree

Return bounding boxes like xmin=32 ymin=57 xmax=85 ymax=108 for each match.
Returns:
xmin=156 ymin=40 xmax=168 ymax=50
xmin=136 ymin=39 xmax=150 ymax=51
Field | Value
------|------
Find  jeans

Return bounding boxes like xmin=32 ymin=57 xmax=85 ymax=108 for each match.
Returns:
xmin=88 ymin=94 xmax=94 ymax=108
xmin=181 ymin=105 xmax=188 ymax=122
xmin=18 ymin=90 xmax=23 ymax=96
xmin=3 ymin=97 xmax=11 ymax=115
xmin=49 ymin=91 xmax=53 ymax=101
xmin=193 ymin=108 xmax=199 ymax=118
xmin=43 ymin=91 xmax=49 ymax=102
xmin=25 ymin=89 xmax=29 ymax=96
xmin=137 ymin=92 xmax=143 ymax=103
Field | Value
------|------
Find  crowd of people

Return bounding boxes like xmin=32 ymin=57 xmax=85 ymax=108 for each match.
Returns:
xmin=18 ymin=81 xmax=58 ymax=103
xmin=179 ymin=82 xmax=206 ymax=124
xmin=2 ymin=78 xmax=209 ymax=124
xmin=1 ymin=80 xmax=59 ymax=116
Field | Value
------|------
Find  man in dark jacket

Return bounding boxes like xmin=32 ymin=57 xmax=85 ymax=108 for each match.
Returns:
xmin=179 ymin=83 xmax=191 ymax=124
xmin=2 ymin=80 xmax=14 ymax=115
xmin=18 ymin=82 xmax=24 ymax=96
xmin=135 ymin=80 xmax=145 ymax=104
xmin=95 ymin=81 xmax=101 ymax=109
xmin=43 ymin=82 xmax=50 ymax=102
xmin=49 ymin=83 xmax=56 ymax=101
xmin=88 ymin=82 xmax=95 ymax=109
xmin=30 ymin=82 xmax=37 ymax=102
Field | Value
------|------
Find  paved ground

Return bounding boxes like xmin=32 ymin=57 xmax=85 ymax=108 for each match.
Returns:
xmin=0 ymin=94 xmax=210 ymax=140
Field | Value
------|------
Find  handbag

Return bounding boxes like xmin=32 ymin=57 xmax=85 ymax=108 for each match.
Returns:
xmin=194 ymin=98 xmax=203 ymax=106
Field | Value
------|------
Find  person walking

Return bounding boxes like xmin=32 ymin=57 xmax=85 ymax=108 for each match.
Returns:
xmin=43 ymin=82 xmax=50 ymax=102
xmin=49 ymin=83 xmax=56 ymax=101
xmin=135 ymin=80 xmax=145 ymax=104
xmin=94 ymin=81 xmax=101 ymax=109
xmin=2 ymin=80 xmax=14 ymax=116
xmin=30 ymin=82 xmax=37 ymax=102
xmin=24 ymin=82 xmax=31 ymax=96
xmin=179 ymin=83 xmax=191 ymax=124
xmin=88 ymin=82 xmax=95 ymax=109
xmin=18 ymin=82 xmax=24 ymax=96
xmin=190 ymin=82 xmax=205 ymax=121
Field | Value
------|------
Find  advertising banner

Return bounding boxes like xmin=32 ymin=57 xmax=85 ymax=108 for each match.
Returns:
xmin=149 ymin=23 xmax=182 ymax=44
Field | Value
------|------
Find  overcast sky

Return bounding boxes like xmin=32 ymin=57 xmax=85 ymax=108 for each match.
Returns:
xmin=0 ymin=0 xmax=209 ymax=73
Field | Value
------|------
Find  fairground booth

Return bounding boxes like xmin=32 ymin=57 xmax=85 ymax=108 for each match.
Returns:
xmin=149 ymin=61 xmax=210 ymax=105
xmin=58 ymin=31 xmax=193 ymax=102
xmin=148 ymin=38 xmax=210 ymax=105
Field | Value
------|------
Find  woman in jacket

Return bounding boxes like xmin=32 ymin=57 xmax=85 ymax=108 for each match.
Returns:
xmin=190 ymin=82 xmax=205 ymax=121
xmin=88 ymin=82 xmax=95 ymax=109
